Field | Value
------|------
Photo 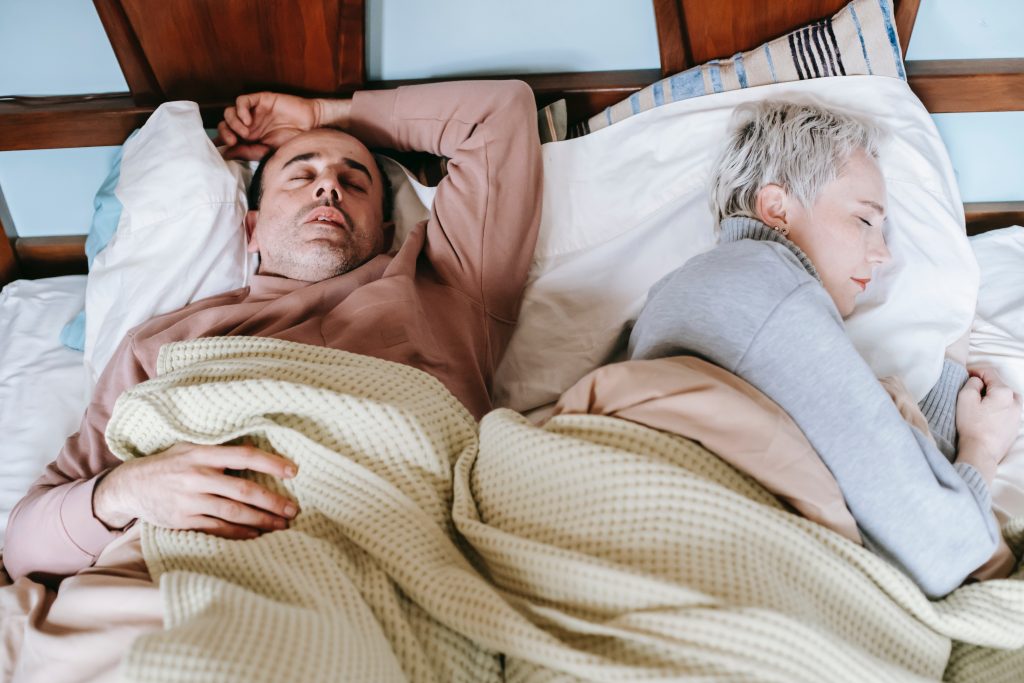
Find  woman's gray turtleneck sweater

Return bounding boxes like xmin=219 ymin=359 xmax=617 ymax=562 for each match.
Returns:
xmin=629 ymin=215 xmax=998 ymax=598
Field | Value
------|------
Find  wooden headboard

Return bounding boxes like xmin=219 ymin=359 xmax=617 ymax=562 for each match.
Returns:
xmin=1 ymin=0 xmax=1022 ymax=284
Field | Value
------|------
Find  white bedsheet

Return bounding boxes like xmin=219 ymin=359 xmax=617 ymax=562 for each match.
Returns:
xmin=969 ymin=227 xmax=1024 ymax=522
xmin=0 ymin=276 xmax=89 ymax=547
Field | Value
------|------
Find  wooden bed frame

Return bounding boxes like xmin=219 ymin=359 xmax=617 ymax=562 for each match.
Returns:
xmin=1 ymin=0 xmax=1021 ymax=284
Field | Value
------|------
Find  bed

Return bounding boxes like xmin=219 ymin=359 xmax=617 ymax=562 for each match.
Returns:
xmin=2 ymin=1 xmax=1024 ymax=681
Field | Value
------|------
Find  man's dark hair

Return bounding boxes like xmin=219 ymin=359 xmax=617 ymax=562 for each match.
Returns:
xmin=247 ymin=145 xmax=394 ymax=223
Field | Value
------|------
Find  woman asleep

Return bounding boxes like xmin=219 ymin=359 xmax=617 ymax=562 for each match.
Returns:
xmin=628 ymin=101 xmax=1021 ymax=598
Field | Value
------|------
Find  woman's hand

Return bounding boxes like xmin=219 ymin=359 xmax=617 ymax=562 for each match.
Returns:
xmin=216 ymin=92 xmax=350 ymax=161
xmin=93 ymin=441 xmax=300 ymax=539
xmin=955 ymin=368 xmax=1023 ymax=483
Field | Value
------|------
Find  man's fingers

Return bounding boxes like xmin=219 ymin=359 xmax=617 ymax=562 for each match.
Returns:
xmin=190 ymin=516 xmax=262 ymax=540
xmin=206 ymin=474 xmax=299 ymax=520
xmin=216 ymin=121 xmax=236 ymax=147
xmin=198 ymin=495 xmax=290 ymax=531
xmin=198 ymin=444 xmax=298 ymax=479
xmin=222 ymin=107 xmax=249 ymax=139
xmin=235 ymin=93 xmax=261 ymax=127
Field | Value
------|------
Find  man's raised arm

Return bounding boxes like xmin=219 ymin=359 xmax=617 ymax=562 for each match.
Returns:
xmin=220 ymin=80 xmax=542 ymax=323
xmin=344 ymin=80 xmax=543 ymax=323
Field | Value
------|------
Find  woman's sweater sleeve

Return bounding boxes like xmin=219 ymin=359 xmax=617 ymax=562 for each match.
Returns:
xmin=630 ymin=245 xmax=998 ymax=598
xmin=917 ymin=359 xmax=969 ymax=459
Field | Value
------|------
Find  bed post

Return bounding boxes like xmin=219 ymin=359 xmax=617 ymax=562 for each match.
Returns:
xmin=0 ymin=214 xmax=19 ymax=286
xmin=894 ymin=0 xmax=922 ymax=58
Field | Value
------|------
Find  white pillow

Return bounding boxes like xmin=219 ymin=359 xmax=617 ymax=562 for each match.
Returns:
xmin=493 ymin=75 xmax=976 ymax=412
xmin=968 ymin=226 xmax=1024 ymax=523
xmin=83 ymin=102 xmax=251 ymax=386
xmin=83 ymin=101 xmax=436 ymax=386
xmin=0 ymin=276 xmax=90 ymax=546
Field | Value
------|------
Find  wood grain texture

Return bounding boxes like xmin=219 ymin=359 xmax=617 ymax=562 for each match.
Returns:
xmin=678 ymin=0 xmax=848 ymax=64
xmin=965 ymin=202 xmax=1024 ymax=236
xmin=0 ymin=96 xmax=152 ymax=151
xmin=106 ymin=0 xmax=366 ymax=102
xmin=0 ymin=71 xmax=661 ymax=151
xmin=907 ymin=59 xmax=1024 ymax=113
xmin=652 ymin=0 xmax=691 ymax=77
xmin=0 ymin=214 xmax=18 ymax=286
xmin=650 ymin=0 xmax=921 ymax=75
xmin=0 ymin=97 xmax=230 ymax=151
xmin=336 ymin=0 xmax=366 ymax=87
xmin=13 ymin=236 xmax=88 ymax=280
xmin=893 ymin=0 xmax=921 ymax=58
xmin=92 ymin=0 xmax=162 ymax=103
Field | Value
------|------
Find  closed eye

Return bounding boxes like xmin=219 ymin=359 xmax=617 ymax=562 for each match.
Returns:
xmin=341 ymin=176 xmax=368 ymax=193
xmin=858 ymin=217 xmax=873 ymax=227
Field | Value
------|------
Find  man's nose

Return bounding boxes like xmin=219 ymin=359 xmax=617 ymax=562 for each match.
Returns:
xmin=314 ymin=176 xmax=342 ymax=203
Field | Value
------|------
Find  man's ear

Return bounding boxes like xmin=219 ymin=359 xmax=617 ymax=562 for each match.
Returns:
xmin=382 ymin=221 xmax=396 ymax=254
xmin=755 ymin=184 xmax=790 ymax=230
xmin=244 ymin=210 xmax=260 ymax=253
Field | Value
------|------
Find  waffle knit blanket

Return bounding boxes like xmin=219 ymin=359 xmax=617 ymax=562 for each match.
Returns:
xmin=105 ymin=337 xmax=1024 ymax=682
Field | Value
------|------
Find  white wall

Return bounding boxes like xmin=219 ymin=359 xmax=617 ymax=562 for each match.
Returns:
xmin=365 ymin=0 xmax=660 ymax=80
xmin=906 ymin=0 xmax=1024 ymax=208
xmin=906 ymin=0 xmax=1023 ymax=60
xmin=0 ymin=0 xmax=126 ymax=237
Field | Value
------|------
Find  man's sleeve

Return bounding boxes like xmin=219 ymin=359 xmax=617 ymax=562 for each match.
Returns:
xmin=4 ymin=332 xmax=149 ymax=582
xmin=347 ymin=80 xmax=543 ymax=323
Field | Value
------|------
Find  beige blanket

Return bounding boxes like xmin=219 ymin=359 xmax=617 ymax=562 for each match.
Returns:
xmin=552 ymin=355 xmax=864 ymax=544
xmin=7 ymin=337 xmax=1024 ymax=682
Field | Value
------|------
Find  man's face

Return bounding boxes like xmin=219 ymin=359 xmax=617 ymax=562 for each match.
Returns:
xmin=246 ymin=129 xmax=391 ymax=282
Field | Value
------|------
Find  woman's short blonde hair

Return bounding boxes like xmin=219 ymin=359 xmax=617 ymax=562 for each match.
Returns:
xmin=709 ymin=100 xmax=884 ymax=228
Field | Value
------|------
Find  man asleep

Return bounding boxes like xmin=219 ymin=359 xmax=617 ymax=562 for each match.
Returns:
xmin=5 ymin=80 xmax=542 ymax=582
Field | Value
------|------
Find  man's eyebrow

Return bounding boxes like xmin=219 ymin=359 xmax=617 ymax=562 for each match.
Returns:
xmin=281 ymin=152 xmax=373 ymax=184
xmin=342 ymin=158 xmax=373 ymax=184
xmin=281 ymin=151 xmax=319 ymax=169
xmin=859 ymin=200 xmax=885 ymax=216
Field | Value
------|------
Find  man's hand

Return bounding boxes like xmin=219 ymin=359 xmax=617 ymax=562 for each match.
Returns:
xmin=217 ymin=92 xmax=352 ymax=160
xmin=955 ymin=368 xmax=1023 ymax=483
xmin=93 ymin=442 xmax=299 ymax=539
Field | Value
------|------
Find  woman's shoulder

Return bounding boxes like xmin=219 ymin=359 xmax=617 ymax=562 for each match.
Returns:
xmin=654 ymin=238 xmax=813 ymax=300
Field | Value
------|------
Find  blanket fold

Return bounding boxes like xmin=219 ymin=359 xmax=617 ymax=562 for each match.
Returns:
xmin=100 ymin=337 xmax=1024 ymax=683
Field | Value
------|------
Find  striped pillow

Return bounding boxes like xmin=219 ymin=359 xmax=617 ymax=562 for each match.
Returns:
xmin=585 ymin=0 xmax=905 ymax=135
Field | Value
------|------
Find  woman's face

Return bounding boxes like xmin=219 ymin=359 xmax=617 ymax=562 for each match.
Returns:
xmin=759 ymin=148 xmax=891 ymax=318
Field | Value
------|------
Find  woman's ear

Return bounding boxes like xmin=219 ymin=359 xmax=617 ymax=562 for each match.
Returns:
xmin=755 ymin=184 xmax=789 ymax=230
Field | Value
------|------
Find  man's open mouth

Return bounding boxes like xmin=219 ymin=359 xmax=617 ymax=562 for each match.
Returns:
xmin=303 ymin=207 xmax=348 ymax=230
